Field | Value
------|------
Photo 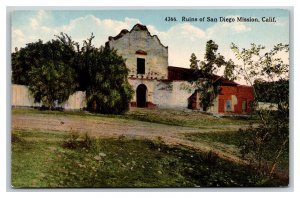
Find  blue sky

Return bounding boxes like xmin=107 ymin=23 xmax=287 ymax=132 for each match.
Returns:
xmin=11 ymin=9 xmax=289 ymax=71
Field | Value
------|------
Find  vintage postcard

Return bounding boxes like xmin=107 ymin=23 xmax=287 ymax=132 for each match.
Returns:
xmin=11 ymin=9 xmax=290 ymax=188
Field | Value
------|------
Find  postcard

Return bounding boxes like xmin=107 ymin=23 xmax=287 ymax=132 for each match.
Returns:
xmin=11 ymin=8 xmax=290 ymax=188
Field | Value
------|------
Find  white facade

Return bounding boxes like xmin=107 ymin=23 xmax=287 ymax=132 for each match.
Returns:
xmin=108 ymin=24 xmax=169 ymax=80
xmin=108 ymin=24 xmax=195 ymax=109
xmin=11 ymin=84 xmax=86 ymax=110
xmin=128 ymin=79 xmax=195 ymax=109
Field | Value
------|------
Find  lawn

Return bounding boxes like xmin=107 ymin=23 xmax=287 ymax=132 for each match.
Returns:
xmin=185 ymin=131 xmax=289 ymax=173
xmin=125 ymin=108 xmax=254 ymax=128
xmin=11 ymin=129 xmax=287 ymax=188
xmin=12 ymin=107 xmax=253 ymax=128
xmin=11 ymin=108 xmax=288 ymax=187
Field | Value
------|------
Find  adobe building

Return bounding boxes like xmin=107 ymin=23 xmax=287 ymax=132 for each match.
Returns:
xmin=106 ymin=24 xmax=254 ymax=114
xmin=11 ymin=23 xmax=253 ymax=114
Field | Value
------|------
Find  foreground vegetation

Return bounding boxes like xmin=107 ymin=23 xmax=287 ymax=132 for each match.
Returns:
xmin=11 ymin=108 xmax=288 ymax=187
xmin=185 ymin=131 xmax=289 ymax=174
xmin=11 ymin=129 xmax=287 ymax=188
xmin=12 ymin=107 xmax=253 ymax=128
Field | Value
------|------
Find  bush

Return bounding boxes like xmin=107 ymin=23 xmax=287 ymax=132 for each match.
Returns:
xmin=11 ymin=132 xmax=25 ymax=143
xmin=62 ymin=132 xmax=94 ymax=150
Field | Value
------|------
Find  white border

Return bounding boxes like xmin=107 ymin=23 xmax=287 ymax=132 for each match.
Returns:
xmin=1 ymin=0 xmax=299 ymax=197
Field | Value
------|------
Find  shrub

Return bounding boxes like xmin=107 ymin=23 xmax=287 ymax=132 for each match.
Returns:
xmin=11 ymin=132 xmax=25 ymax=143
xmin=62 ymin=132 xmax=94 ymax=150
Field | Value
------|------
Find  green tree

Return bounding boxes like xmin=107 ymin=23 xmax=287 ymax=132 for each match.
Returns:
xmin=28 ymin=61 xmax=77 ymax=110
xmin=189 ymin=53 xmax=198 ymax=70
xmin=78 ymin=35 xmax=133 ymax=114
xmin=12 ymin=36 xmax=78 ymax=109
xmin=189 ymin=40 xmax=234 ymax=111
xmin=12 ymin=36 xmax=77 ymax=85
xmin=229 ymin=43 xmax=289 ymax=179
xmin=12 ymin=33 xmax=133 ymax=114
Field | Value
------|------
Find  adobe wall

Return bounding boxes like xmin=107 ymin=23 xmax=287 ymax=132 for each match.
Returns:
xmin=218 ymin=86 xmax=254 ymax=114
xmin=11 ymin=84 xmax=86 ymax=110
xmin=128 ymin=79 xmax=195 ymax=109
xmin=108 ymin=25 xmax=169 ymax=80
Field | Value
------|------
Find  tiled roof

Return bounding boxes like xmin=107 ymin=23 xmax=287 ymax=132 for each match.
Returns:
xmin=168 ymin=66 xmax=239 ymax=86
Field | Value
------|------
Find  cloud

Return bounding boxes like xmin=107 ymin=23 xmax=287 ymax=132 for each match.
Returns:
xmin=11 ymin=11 xmax=288 ymax=84
xmin=11 ymin=28 xmax=25 ymax=51
xmin=206 ymin=16 xmax=251 ymax=39
xmin=29 ymin=10 xmax=50 ymax=29
xmin=10 ymin=12 xmax=255 ymax=71
xmin=12 ymin=12 xmax=141 ymax=50
xmin=30 ymin=18 xmax=39 ymax=29
xmin=146 ymin=19 xmax=254 ymax=67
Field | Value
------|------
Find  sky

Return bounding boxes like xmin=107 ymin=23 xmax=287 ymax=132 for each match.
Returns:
xmin=11 ymin=9 xmax=289 ymax=73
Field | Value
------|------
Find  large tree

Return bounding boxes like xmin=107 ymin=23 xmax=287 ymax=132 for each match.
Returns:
xmin=12 ymin=33 xmax=133 ymax=114
xmin=229 ymin=43 xmax=289 ymax=179
xmin=189 ymin=40 xmax=235 ymax=111
xmin=28 ymin=61 xmax=77 ymax=110
xmin=12 ymin=34 xmax=76 ymax=85
xmin=77 ymin=35 xmax=133 ymax=114
xmin=12 ymin=37 xmax=78 ymax=109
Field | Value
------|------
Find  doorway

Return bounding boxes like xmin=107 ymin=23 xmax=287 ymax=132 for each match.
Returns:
xmin=136 ymin=84 xmax=147 ymax=107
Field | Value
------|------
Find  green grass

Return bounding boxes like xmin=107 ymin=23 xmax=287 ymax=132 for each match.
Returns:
xmin=185 ymin=131 xmax=289 ymax=172
xmin=125 ymin=108 xmax=254 ymax=128
xmin=11 ymin=129 xmax=287 ymax=188
xmin=185 ymin=131 xmax=244 ymax=146
xmin=12 ymin=107 xmax=254 ymax=128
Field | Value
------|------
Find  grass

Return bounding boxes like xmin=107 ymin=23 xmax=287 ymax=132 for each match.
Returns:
xmin=185 ymin=131 xmax=289 ymax=172
xmin=12 ymin=107 xmax=254 ymax=128
xmin=11 ymin=129 xmax=287 ymax=188
xmin=11 ymin=108 xmax=288 ymax=187
xmin=185 ymin=131 xmax=245 ymax=146
xmin=125 ymin=108 xmax=255 ymax=128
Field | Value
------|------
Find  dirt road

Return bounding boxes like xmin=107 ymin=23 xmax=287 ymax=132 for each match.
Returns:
xmin=12 ymin=112 xmax=247 ymax=164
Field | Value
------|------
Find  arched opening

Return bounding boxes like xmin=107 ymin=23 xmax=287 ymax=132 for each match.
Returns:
xmin=136 ymin=84 xmax=147 ymax=107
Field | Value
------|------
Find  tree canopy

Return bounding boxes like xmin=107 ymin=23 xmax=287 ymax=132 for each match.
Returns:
xmin=28 ymin=61 xmax=77 ymax=110
xmin=189 ymin=40 xmax=235 ymax=111
xmin=12 ymin=35 xmax=76 ymax=85
xmin=12 ymin=33 xmax=133 ymax=114
xmin=229 ymin=43 xmax=289 ymax=178
xmin=77 ymin=35 xmax=133 ymax=114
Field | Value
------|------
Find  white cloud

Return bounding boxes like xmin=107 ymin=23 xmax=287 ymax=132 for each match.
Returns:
xmin=11 ymin=12 xmax=288 ymax=85
xmin=206 ymin=16 xmax=251 ymax=39
xmin=30 ymin=18 xmax=39 ymax=29
xmin=29 ymin=10 xmax=50 ymax=30
xmin=11 ymin=28 xmax=25 ymax=51
xmin=12 ymin=13 xmax=141 ymax=50
xmin=11 ymin=13 xmax=253 ymax=70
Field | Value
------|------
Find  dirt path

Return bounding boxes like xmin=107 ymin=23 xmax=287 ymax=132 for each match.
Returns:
xmin=12 ymin=113 xmax=248 ymax=164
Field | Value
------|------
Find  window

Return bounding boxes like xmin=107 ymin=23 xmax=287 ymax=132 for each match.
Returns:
xmin=137 ymin=58 xmax=145 ymax=74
